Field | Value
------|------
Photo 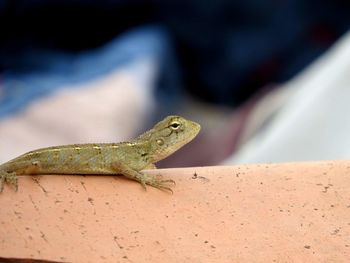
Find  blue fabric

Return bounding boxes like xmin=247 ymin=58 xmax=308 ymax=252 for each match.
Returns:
xmin=0 ymin=26 xmax=170 ymax=119
xmin=1 ymin=1 xmax=349 ymax=109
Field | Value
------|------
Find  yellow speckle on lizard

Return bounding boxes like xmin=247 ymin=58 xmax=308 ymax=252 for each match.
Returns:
xmin=74 ymin=146 xmax=82 ymax=152
xmin=93 ymin=145 xmax=102 ymax=154
xmin=52 ymin=149 xmax=60 ymax=155
xmin=0 ymin=115 xmax=200 ymax=193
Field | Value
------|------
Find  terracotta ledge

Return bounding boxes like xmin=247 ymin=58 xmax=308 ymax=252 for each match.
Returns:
xmin=1 ymin=161 xmax=349 ymax=262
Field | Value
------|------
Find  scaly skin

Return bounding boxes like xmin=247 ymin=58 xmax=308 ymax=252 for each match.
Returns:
xmin=0 ymin=115 xmax=200 ymax=193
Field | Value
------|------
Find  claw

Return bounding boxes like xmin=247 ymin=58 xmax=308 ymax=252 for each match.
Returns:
xmin=160 ymin=186 xmax=174 ymax=194
xmin=140 ymin=180 xmax=147 ymax=191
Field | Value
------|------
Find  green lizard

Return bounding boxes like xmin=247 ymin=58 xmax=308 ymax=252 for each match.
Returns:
xmin=0 ymin=115 xmax=200 ymax=193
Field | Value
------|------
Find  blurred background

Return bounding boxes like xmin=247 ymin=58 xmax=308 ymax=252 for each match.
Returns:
xmin=1 ymin=0 xmax=350 ymax=166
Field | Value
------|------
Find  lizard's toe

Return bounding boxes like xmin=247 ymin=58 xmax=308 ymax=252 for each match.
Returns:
xmin=158 ymin=185 xmax=173 ymax=194
xmin=139 ymin=178 xmax=147 ymax=191
xmin=145 ymin=175 xmax=175 ymax=193
xmin=160 ymin=179 xmax=176 ymax=185
xmin=5 ymin=172 xmax=18 ymax=192
xmin=0 ymin=171 xmax=18 ymax=193
xmin=0 ymin=174 xmax=5 ymax=193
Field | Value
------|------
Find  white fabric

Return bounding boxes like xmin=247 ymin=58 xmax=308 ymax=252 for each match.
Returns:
xmin=0 ymin=57 xmax=156 ymax=163
xmin=224 ymin=31 xmax=350 ymax=164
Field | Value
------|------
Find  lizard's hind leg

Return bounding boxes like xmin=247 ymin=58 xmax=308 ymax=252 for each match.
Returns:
xmin=0 ymin=171 xmax=18 ymax=193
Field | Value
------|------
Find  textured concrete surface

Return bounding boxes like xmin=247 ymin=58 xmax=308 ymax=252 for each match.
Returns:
xmin=1 ymin=161 xmax=349 ymax=262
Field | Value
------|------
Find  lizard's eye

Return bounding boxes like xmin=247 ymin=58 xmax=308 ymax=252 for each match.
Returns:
xmin=169 ymin=121 xmax=181 ymax=130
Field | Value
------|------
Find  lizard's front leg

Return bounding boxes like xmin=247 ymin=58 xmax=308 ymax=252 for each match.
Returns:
xmin=111 ymin=162 xmax=175 ymax=193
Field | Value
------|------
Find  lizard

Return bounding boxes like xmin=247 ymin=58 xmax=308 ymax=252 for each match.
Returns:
xmin=0 ymin=115 xmax=200 ymax=193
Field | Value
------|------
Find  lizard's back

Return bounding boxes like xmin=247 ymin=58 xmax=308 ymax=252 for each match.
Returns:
xmin=1 ymin=143 xmax=126 ymax=175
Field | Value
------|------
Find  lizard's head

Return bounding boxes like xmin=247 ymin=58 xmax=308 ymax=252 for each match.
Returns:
xmin=145 ymin=115 xmax=201 ymax=162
